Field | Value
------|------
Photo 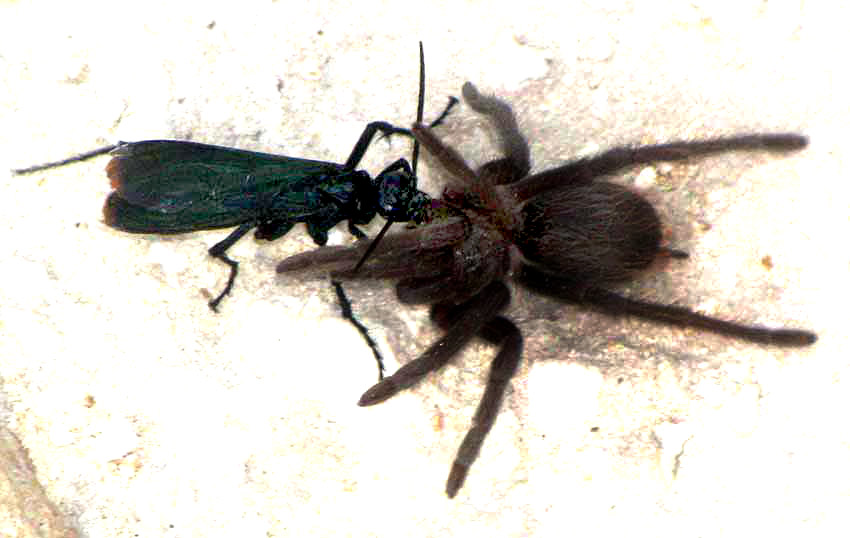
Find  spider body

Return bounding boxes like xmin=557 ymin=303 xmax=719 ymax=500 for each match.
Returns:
xmin=517 ymin=180 xmax=663 ymax=284
xmin=277 ymin=82 xmax=816 ymax=497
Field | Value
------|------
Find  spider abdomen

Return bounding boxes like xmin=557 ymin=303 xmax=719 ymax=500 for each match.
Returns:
xmin=517 ymin=182 xmax=662 ymax=284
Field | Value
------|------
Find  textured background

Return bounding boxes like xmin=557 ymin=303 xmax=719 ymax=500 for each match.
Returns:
xmin=1 ymin=1 xmax=844 ymax=537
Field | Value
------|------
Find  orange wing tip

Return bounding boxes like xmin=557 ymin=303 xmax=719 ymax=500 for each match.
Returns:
xmin=105 ymin=157 xmax=123 ymax=189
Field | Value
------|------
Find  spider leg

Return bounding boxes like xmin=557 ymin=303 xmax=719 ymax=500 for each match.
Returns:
xmin=411 ymin=123 xmax=513 ymax=219
xmin=462 ymin=82 xmax=531 ymax=182
xmin=411 ymin=82 xmax=531 ymax=209
xmin=446 ymin=316 xmax=521 ymax=498
xmin=397 ymin=276 xmax=465 ymax=305
xmin=509 ymin=133 xmax=808 ymax=202
xmin=335 ymin=249 xmax=455 ymax=280
xmin=358 ymin=281 xmax=510 ymax=405
xmin=517 ymin=265 xmax=816 ymax=346
xmin=278 ymin=243 xmax=452 ymax=280
xmin=276 ymin=219 xmax=466 ymax=278
xmin=411 ymin=123 xmax=480 ymax=186
xmin=431 ymin=304 xmax=523 ymax=498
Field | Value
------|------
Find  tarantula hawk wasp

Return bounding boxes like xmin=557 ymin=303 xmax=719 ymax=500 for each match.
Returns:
xmin=277 ymin=82 xmax=817 ymax=497
xmin=13 ymin=43 xmax=458 ymax=380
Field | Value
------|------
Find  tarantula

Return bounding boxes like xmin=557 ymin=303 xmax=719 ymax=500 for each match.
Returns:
xmin=277 ymin=82 xmax=817 ymax=498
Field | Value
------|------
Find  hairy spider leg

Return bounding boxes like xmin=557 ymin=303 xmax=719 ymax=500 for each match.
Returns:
xmin=517 ymin=265 xmax=816 ymax=346
xmin=508 ymin=133 xmax=808 ymax=203
xmin=430 ymin=302 xmax=523 ymax=497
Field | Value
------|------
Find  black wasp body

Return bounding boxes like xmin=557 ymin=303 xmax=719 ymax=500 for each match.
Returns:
xmin=13 ymin=41 xmax=456 ymax=378
xmin=14 ymin=115 xmax=451 ymax=312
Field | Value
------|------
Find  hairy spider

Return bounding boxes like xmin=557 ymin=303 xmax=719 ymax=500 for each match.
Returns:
xmin=277 ymin=82 xmax=817 ymax=498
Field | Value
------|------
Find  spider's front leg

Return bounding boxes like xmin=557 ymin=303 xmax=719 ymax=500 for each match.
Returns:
xmin=276 ymin=219 xmax=467 ymax=279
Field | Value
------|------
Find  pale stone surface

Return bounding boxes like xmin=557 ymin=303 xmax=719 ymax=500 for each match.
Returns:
xmin=1 ymin=1 xmax=843 ymax=537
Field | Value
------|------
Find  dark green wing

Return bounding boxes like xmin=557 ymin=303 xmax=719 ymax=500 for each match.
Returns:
xmin=104 ymin=140 xmax=350 ymax=233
